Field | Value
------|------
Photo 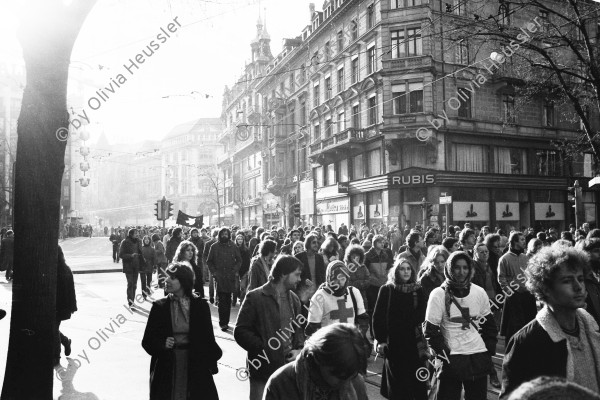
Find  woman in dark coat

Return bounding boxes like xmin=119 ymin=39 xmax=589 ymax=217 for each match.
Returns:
xmin=142 ymin=262 xmax=222 ymax=400
xmin=234 ymin=233 xmax=251 ymax=305
xmin=373 ymin=257 xmax=428 ymax=400
xmin=55 ymin=245 xmax=77 ymax=366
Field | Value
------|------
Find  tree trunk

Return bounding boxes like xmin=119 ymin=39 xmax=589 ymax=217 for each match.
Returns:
xmin=1 ymin=1 xmax=96 ymax=399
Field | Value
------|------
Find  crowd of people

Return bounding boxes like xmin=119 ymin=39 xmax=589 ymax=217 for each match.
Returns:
xmin=102 ymin=220 xmax=600 ymax=399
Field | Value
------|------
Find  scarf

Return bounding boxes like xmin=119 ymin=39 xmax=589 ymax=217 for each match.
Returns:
xmin=320 ymin=261 xmax=350 ymax=297
xmin=393 ymin=281 xmax=422 ymax=294
xmin=294 ymin=355 xmax=358 ymax=400
xmin=440 ymin=258 xmax=473 ymax=318
xmin=169 ymin=293 xmax=190 ymax=325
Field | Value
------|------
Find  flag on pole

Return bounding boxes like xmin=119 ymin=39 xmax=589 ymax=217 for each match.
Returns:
xmin=176 ymin=211 xmax=204 ymax=228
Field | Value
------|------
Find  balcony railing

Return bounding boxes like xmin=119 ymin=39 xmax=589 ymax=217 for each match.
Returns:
xmin=309 ymin=127 xmax=379 ymax=154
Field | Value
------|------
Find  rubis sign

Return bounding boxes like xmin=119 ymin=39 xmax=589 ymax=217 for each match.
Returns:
xmin=391 ymin=174 xmax=435 ymax=186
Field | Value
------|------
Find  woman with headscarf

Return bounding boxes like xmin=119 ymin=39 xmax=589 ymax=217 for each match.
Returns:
xmin=423 ymin=251 xmax=498 ymax=400
xmin=173 ymin=241 xmax=203 ymax=298
xmin=305 ymin=260 xmax=369 ymax=338
xmin=373 ymin=257 xmax=428 ymax=400
xmin=142 ymin=262 xmax=222 ymax=400
xmin=417 ymin=245 xmax=450 ymax=301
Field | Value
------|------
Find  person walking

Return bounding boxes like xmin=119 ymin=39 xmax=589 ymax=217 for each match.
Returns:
xmin=119 ymin=228 xmax=146 ymax=307
xmin=109 ymin=231 xmax=120 ymax=263
xmin=247 ymin=239 xmax=277 ymax=293
xmin=173 ymin=240 xmax=203 ymax=298
xmin=294 ymin=234 xmax=326 ymax=303
xmin=140 ymin=235 xmax=156 ymax=300
xmin=55 ymin=246 xmax=77 ymax=367
xmin=364 ymin=235 xmax=392 ymax=339
xmin=234 ymin=255 xmax=305 ymax=400
xmin=142 ymin=262 xmax=222 ymax=400
xmin=417 ymin=245 xmax=450 ymax=300
xmin=152 ymin=233 xmax=168 ymax=289
xmin=423 ymin=251 xmax=498 ymax=400
xmin=0 ymin=230 xmax=14 ymax=282
xmin=373 ymin=257 xmax=428 ymax=400
xmin=234 ymin=233 xmax=251 ymax=306
xmin=166 ymin=227 xmax=183 ymax=264
xmin=500 ymin=246 xmax=600 ymax=398
xmin=206 ymin=227 xmax=242 ymax=331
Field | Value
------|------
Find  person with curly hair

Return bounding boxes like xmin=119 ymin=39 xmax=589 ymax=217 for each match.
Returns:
xmin=500 ymin=246 xmax=600 ymax=399
xmin=344 ymin=244 xmax=370 ymax=310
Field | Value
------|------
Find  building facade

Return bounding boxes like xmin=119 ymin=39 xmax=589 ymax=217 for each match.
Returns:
xmin=220 ymin=0 xmax=599 ymax=232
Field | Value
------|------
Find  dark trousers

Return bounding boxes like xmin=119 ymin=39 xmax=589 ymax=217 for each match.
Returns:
xmin=125 ymin=272 xmax=138 ymax=304
xmin=112 ymin=246 xmax=119 ymax=262
xmin=217 ymin=292 xmax=232 ymax=327
xmin=140 ymin=272 xmax=152 ymax=297
xmin=437 ymin=375 xmax=488 ymax=400
xmin=209 ymin=272 xmax=215 ymax=301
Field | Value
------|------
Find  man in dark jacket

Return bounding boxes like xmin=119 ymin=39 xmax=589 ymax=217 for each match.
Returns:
xmin=0 ymin=230 xmax=14 ymax=282
xmin=109 ymin=231 xmax=120 ymax=263
xmin=294 ymin=233 xmax=326 ymax=303
xmin=234 ymin=255 xmax=305 ymax=400
xmin=165 ymin=227 xmax=183 ymax=263
xmin=119 ymin=228 xmax=146 ymax=307
xmin=207 ymin=227 xmax=242 ymax=331
xmin=189 ymin=228 xmax=204 ymax=261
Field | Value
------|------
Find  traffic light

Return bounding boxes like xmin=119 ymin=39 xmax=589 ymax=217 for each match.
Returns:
xmin=166 ymin=201 xmax=174 ymax=219
xmin=154 ymin=200 xmax=163 ymax=220
xmin=293 ymin=203 xmax=301 ymax=218
xmin=568 ymin=181 xmax=584 ymax=227
xmin=426 ymin=203 xmax=434 ymax=220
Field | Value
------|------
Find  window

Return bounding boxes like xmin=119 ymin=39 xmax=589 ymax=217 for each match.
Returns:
xmin=337 ymin=30 xmax=344 ymax=52
xmin=494 ymin=147 xmax=527 ymax=174
xmin=500 ymin=3 xmax=510 ymax=25
xmin=325 ymin=76 xmax=332 ymax=100
xmin=313 ymin=83 xmax=320 ymax=107
xmin=300 ymin=101 xmax=307 ymax=126
xmin=326 ymin=164 xmax=336 ymax=185
xmin=289 ymin=73 xmax=295 ymax=92
xmin=368 ymin=96 xmax=377 ymax=125
xmin=325 ymin=118 xmax=333 ymax=138
xmin=339 ymin=159 xmax=349 ymax=182
xmin=367 ymin=4 xmax=374 ymax=29
xmin=353 ymin=154 xmax=364 ymax=179
xmin=543 ymin=100 xmax=554 ymax=127
xmin=337 ymin=67 xmax=345 ymax=92
xmin=391 ymin=28 xmax=421 ymax=58
xmin=367 ymin=46 xmax=376 ymax=74
xmin=338 ymin=111 xmax=345 ymax=132
xmin=503 ymin=94 xmax=516 ymax=123
xmin=451 ymin=144 xmax=489 ymax=173
xmin=352 ymin=104 xmax=360 ymax=128
xmin=351 ymin=20 xmax=358 ymax=40
xmin=367 ymin=149 xmax=381 ymax=177
xmin=455 ymin=40 xmax=469 ymax=64
xmin=392 ymin=82 xmax=423 ymax=114
xmin=394 ymin=0 xmax=421 ymax=7
xmin=457 ymin=89 xmax=472 ymax=118
xmin=314 ymin=123 xmax=321 ymax=141
xmin=325 ymin=41 xmax=331 ymax=61
xmin=351 ymin=58 xmax=359 ymax=83
xmin=315 ymin=166 xmax=324 ymax=187
xmin=300 ymin=64 xmax=306 ymax=84
xmin=536 ymin=150 xmax=562 ymax=176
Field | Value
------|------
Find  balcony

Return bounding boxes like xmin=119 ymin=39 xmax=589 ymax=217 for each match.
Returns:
xmin=265 ymin=176 xmax=287 ymax=196
xmin=309 ymin=127 xmax=380 ymax=156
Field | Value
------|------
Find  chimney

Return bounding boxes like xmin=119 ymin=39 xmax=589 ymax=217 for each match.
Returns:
xmin=309 ymin=3 xmax=315 ymax=21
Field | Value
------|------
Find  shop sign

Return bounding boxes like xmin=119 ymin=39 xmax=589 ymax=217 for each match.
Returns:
xmin=337 ymin=182 xmax=349 ymax=194
xmin=453 ymin=202 xmax=490 ymax=221
xmin=440 ymin=196 xmax=452 ymax=205
xmin=495 ymin=202 xmax=520 ymax=220
xmin=391 ymin=174 xmax=435 ymax=186
xmin=534 ymin=203 xmax=565 ymax=221
xmin=317 ymin=199 xmax=349 ymax=215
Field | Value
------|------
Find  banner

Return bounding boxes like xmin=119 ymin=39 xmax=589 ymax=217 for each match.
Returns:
xmin=176 ymin=211 xmax=204 ymax=228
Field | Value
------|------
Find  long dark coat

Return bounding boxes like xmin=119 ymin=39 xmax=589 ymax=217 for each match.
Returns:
xmin=57 ymin=246 xmax=77 ymax=321
xmin=142 ymin=295 xmax=222 ymax=400
xmin=373 ymin=284 xmax=427 ymax=400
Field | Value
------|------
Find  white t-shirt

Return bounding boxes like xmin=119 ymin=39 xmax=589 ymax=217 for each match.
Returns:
xmin=307 ymin=287 xmax=366 ymax=327
xmin=425 ymin=284 xmax=491 ymax=355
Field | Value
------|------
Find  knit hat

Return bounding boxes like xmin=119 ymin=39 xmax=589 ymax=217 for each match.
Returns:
xmin=507 ymin=376 xmax=600 ymax=400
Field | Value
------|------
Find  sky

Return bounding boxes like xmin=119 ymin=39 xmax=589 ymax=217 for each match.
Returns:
xmin=0 ymin=0 xmax=315 ymax=145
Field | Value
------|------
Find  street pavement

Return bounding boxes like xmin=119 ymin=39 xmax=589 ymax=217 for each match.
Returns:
xmin=0 ymin=238 xmax=502 ymax=399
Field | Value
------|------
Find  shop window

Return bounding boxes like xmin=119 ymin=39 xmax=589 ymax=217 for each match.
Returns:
xmin=451 ymin=143 xmax=489 ymax=173
xmin=494 ymin=147 xmax=527 ymax=174
xmin=367 ymin=149 xmax=382 ymax=177
xmin=536 ymin=150 xmax=562 ymax=176
xmin=353 ymin=153 xmax=365 ymax=179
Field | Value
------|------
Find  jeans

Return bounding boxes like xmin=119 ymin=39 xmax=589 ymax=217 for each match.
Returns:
xmin=436 ymin=375 xmax=488 ymax=400
xmin=217 ymin=292 xmax=232 ymax=327
xmin=249 ymin=378 xmax=266 ymax=400
xmin=140 ymin=272 xmax=152 ymax=297
xmin=125 ymin=272 xmax=138 ymax=304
